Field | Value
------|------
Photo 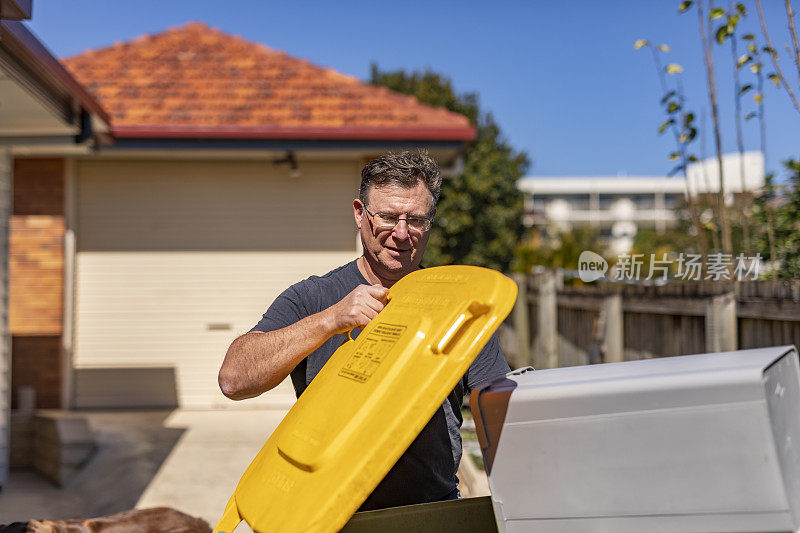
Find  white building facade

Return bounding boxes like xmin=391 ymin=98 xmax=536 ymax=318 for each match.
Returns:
xmin=518 ymin=152 xmax=765 ymax=254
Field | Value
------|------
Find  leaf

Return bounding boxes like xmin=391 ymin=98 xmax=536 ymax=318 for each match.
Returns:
xmin=744 ymin=111 xmax=757 ymax=120
xmin=715 ymin=25 xmax=728 ymax=44
xmin=750 ymin=62 xmax=762 ymax=74
xmin=634 ymin=39 xmax=649 ymax=49
xmin=666 ymin=63 xmax=684 ymax=74
xmin=738 ymin=83 xmax=753 ymax=95
xmin=710 ymin=7 xmax=725 ymax=19
xmin=660 ymin=90 xmax=677 ymax=104
xmin=768 ymin=73 xmax=780 ymax=87
xmin=658 ymin=119 xmax=675 ymax=134
xmin=737 ymin=54 xmax=751 ymax=68
xmin=679 ymin=0 xmax=693 ymax=13
xmin=668 ymin=101 xmax=681 ymax=113
xmin=754 ymin=93 xmax=763 ymax=104
xmin=688 ymin=155 xmax=699 ymax=162
xmin=736 ymin=3 xmax=746 ymax=16
xmin=669 ymin=152 xmax=681 ymax=161
xmin=657 ymin=44 xmax=671 ymax=52
xmin=763 ymin=46 xmax=777 ymax=57
xmin=680 ymin=127 xmax=698 ymax=144
xmin=683 ymin=112 xmax=695 ymax=125
xmin=742 ymin=33 xmax=755 ymax=40
xmin=747 ymin=42 xmax=757 ymax=54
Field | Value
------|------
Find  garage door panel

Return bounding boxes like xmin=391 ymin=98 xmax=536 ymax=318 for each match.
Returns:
xmin=73 ymin=158 xmax=360 ymax=408
xmin=76 ymin=159 xmax=359 ymax=252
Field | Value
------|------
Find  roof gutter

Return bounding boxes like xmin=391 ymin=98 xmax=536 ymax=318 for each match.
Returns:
xmin=112 ymin=125 xmax=477 ymax=142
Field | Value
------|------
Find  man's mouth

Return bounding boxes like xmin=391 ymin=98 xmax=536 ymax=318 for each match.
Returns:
xmin=386 ymin=245 xmax=411 ymax=253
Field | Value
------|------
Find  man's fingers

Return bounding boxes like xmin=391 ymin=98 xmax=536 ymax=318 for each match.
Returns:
xmin=357 ymin=309 xmax=376 ymax=327
xmin=367 ymin=283 xmax=390 ymax=303
xmin=363 ymin=296 xmax=385 ymax=314
xmin=335 ymin=284 xmax=388 ymax=332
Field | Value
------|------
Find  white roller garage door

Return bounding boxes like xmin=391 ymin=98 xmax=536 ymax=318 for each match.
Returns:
xmin=73 ymin=158 xmax=360 ymax=409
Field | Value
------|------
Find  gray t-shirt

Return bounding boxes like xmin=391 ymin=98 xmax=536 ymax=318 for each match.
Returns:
xmin=251 ymin=260 xmax=510 ymax=510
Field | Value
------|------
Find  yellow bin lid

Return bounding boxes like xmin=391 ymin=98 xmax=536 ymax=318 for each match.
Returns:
xmin=215 ymin=265 xmax=517 ymax=533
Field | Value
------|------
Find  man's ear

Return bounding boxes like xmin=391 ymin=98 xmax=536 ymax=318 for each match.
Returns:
xmin=353 ymin=199 xmax=364 ymax=229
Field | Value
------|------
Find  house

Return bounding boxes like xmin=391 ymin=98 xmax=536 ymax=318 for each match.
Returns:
xmin=8 ymin=21 xmax=475 ymax=417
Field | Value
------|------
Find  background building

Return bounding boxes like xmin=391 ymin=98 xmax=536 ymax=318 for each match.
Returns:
xmin=518 ymin=151 xmax=765 ymax=254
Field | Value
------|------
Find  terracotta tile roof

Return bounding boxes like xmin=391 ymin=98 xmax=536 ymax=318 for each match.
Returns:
xmin=62 ymin=22 xmax=475 ymax=141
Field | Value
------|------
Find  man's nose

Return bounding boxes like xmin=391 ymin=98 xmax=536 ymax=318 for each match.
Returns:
xmin=392 ymin=218 xmax=410 ymax=240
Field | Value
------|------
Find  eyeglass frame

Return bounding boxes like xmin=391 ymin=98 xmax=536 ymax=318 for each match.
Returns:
xmin=362 ymin=205 xmax=434 ymax=233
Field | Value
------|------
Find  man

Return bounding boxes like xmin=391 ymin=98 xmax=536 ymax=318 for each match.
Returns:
xmin=218 ymin=151 xmax=510 ymax=510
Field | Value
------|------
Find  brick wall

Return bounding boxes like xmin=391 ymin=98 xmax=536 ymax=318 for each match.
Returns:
xmin=10 ymin=215 xmax=64 ymax=334
xmin=11 ymin=336 xmax=62 ymax=409
xmin=10 ymin=158 xmax=65 ymax=409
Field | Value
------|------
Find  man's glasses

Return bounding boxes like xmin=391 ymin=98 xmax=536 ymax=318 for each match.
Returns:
xmin=364 ymin=206 xmax=433 ymax=233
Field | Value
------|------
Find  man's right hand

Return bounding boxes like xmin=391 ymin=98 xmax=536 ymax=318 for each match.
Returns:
xmin=325 ymin=284 xmax=390 ymax=335
xmin=219 ymin=283 xmax=389 ymax=400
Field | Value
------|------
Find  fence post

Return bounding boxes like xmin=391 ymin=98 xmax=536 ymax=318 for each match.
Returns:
xmin=534 ymin=271 xmax=558 ymax=369
xmin=601 ymin=293 xmax=624 ymax=363
xmin=705 ymin=292 xmax=737 ymax=353
xmin=511 ymin=273 xmax=531 ymax=368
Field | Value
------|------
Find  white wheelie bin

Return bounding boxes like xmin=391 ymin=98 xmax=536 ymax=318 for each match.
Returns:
xmin=472 ymin=345 xmax=800 ymax=533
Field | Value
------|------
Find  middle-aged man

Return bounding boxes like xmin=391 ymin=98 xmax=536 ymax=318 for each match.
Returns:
xmin=218 ymin=151 xmax=510 ymax=510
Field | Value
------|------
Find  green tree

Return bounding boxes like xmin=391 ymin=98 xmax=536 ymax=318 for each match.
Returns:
xmin=773 ymin=160 xmax=800 ymax=278
xmin=515 ymin=226 xmax=607 ymax=275
xmin=752 ymin=160 xmax=800 ymax=278
xmin=369 ymin=64 xmax=529 ymax=272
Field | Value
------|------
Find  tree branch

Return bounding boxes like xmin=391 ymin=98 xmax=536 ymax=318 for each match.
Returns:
xmin=698 ymin=0 xmax=732 ymax=253
xmin=644 ymin=43 xmax=708 ymax=256
xmin=786 ymin=0 xmax=800 ymax=87
xmin=756 ymin=0 xmax=800 ymax=114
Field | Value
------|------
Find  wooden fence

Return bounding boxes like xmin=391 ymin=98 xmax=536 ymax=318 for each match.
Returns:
xmin=503 ymin=272 xmax=800 ymax=370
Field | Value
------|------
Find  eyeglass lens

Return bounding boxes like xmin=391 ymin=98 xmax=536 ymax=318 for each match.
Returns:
xmin=371 ymin=211 xmax=430 ymax=232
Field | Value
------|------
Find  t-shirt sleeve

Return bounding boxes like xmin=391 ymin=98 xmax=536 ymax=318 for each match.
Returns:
xmin=249 ymin=284 xmax=310 ymax=333
xmin=465 ymin=332 xmax=511 ymax=393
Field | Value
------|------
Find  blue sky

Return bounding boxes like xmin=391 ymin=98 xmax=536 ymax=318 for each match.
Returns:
xmin=25 ymin=0 xmax=800 ymax=180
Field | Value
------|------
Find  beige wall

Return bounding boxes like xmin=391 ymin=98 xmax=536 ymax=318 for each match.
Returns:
xmin=73 ymin=158 xmax=361 ymax=408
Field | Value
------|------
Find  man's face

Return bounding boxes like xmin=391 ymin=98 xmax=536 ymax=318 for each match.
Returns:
xmin=354 ymin=181 xmax=435 ymax=282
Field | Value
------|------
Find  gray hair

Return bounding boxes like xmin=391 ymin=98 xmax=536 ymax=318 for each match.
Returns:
xmin=359 ymin=150 xmax=441 ymax=211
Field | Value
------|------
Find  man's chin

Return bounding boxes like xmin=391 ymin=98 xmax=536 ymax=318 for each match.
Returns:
xmin=377 ymin=257 xmax=417 ymax=277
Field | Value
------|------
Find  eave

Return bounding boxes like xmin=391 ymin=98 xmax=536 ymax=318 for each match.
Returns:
xmin=0 ymin=19 xmax=111 ymax=143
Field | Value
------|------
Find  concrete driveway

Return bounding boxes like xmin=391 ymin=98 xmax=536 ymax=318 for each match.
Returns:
xmin=136 ymin=409 xmax=288 ymax=526
xmin=0 ymin=389 xmax=488 ymax=529
xmin=0 ymin=408 xmax=287 ymax=528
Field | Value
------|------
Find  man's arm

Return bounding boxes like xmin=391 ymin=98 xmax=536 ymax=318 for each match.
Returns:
xmin=218 ymin=283 xmax=389 ymax=400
